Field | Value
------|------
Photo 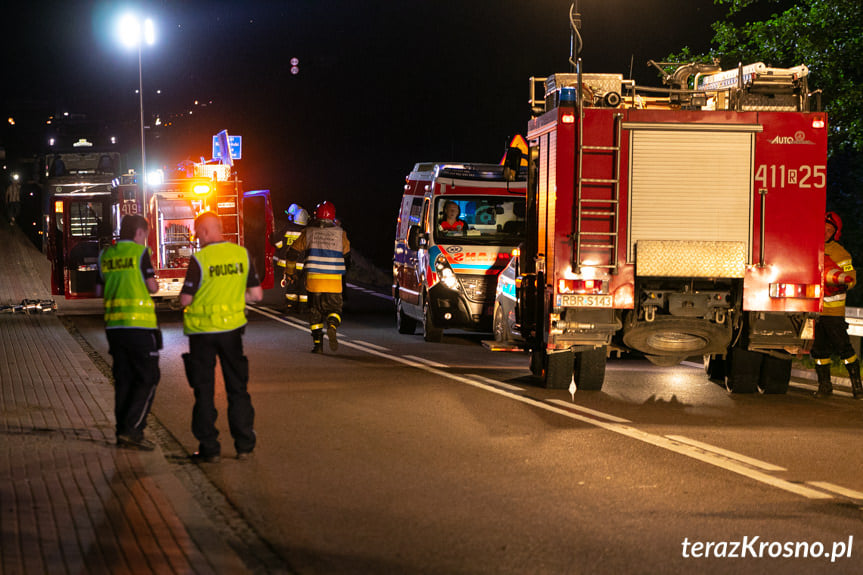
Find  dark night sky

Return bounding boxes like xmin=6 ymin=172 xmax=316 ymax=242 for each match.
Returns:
xmin=2 ymin=0 xmax=728 ymax=266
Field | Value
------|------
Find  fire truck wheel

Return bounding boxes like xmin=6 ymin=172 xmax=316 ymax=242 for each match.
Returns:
xmin=573 ymin=347 xmax=606 ymax=391
xmin=493 ymin=304 xmax=509 ymax=343
xmin=704 ymin=353 xmax=727 ymax=385
xmin=725 ymin=347 xmax=761 ymax=394
xmin=423 ymin=296 xmax=443 ymax=343
xmin=396 ymin=294 xmax=417 ymax=335
xmin=758 ymin=355 xmax=791 ymax=394
xmin=543 ymin=349 xmax=574 ymax=389
xmin=622 ymin=317 xmax=726 ymax=358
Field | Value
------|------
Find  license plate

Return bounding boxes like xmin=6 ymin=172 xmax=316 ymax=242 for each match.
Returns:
xmin=557 ymin=294 xmax=613 ymax=308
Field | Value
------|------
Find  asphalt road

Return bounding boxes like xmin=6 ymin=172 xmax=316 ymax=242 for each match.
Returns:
xmin=61 ymin=285 xmax=863 ymax=575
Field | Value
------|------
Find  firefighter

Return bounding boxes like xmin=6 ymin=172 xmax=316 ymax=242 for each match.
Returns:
xmin=97 ymin=214 xmax=160 ymax=451
xmin=272 ymin=204 xmax=309 ymax=311
xmin=812 ymin=211 xmax=861 ymax=399
xmin=285 ymin=201 xmax=351 ymax=353
xmin=180 ymin=212 xmax=263 ymax=462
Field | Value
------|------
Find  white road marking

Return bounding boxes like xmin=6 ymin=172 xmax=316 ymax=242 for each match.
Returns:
xmin=665 ymin=434 xmax=786 ymax=472
xmin=403 ymin=355 xmax=449 ymax=368
xmin=351 ymin=340 xmax=391 ymax=352
xmin=806 ymin=481 xmax=863 ymax=501
xmin=249 ymin=305 xmax=835 ymax=502
xmin=466 ymin=374 xmax=524 ymax=392
xmin=547 ymin=399 xmax=632 ymax=423
xmin=346 ymin=283 xmax=393 ymax=300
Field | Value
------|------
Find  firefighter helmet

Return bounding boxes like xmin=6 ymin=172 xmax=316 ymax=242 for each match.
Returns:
xmin=826 ymin=211 xmax=843 ymax=240
xmin=314 ymin=201 xmax=336 ymax=222
xmin=294 ymin=208 xmax=310 ymax=226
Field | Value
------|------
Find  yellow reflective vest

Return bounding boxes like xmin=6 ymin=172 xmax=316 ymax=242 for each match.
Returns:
xmin=183 ymin=242 xmax=250 ymax=334
xmin=99 ymin=241 xmax=157 ymax=329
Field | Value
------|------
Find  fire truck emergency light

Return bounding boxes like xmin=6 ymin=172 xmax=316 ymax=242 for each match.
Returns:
xmin=193 ymin=184 xmax=212 ymax=195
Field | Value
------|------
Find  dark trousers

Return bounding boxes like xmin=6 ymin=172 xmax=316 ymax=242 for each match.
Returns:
xmin=309 ymin=292 xmax=343 ymax=329
xmin=183 ymin=328 xmax=255 ymax=456
xmin=106 ymin=328 xmax=160 ymax=439
xmin=811 ymin=315 xmax=856 ymax=361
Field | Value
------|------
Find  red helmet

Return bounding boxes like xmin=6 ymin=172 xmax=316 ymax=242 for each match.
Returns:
xmin=826 ymin=211 xmax=842 ymax=240
xmin=315 ymin=201 xmax=336 ymax=221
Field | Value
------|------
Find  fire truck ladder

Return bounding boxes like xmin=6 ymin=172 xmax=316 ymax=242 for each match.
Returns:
xmin=574 ymin=110 xmax=622 ymax=274
xmin=217 ymin=185 xmax=241 ymax=245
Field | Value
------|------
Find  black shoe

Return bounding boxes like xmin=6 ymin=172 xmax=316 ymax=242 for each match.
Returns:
xmin=190 ymin=451 xmax=221 ymax=463
xmin=237 ymin=451 xmax=254 ymax=461
xmin=311 ymin=342 xmax=323 ymax=353
xmin=812 ymin=387 xmax=833 ymax=398
xmin=327 ymin=324 xmax=339 ymax=351
xmin=116 ymin=434 xmax=155 ymax=451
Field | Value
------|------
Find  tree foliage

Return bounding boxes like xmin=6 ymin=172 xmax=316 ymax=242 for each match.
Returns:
xmin=709 ymin=0 xmax=863 ymax=156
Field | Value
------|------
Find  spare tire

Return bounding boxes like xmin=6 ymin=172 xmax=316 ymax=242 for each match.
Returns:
xmin=623 ymin=316 xmax=730 ymax=359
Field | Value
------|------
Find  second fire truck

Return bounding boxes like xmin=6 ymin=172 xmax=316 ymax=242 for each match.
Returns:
xmin=511 ymin=11 xmax=827 ymax=393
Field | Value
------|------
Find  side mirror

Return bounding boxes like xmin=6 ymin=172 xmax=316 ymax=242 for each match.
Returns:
xmin=407 ymin=225 xmax=428 ymax=251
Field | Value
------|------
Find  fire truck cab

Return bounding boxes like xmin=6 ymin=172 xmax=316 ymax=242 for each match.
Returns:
xmin=48 ymin=161 xmax=274 ymax=300
xmin=515 ymin=13 xmax=827 ymax=393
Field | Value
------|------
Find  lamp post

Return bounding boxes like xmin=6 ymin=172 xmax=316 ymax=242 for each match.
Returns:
xmin=118 ymin=14 xmax=155 ymax=216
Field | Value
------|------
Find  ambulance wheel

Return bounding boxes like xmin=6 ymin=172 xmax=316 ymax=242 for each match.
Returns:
xmin=536 ymin=349 xmax=573 ymax=389
xmin=395 ymin=295 xmax=416 ymax=334
xmin=725 ymin=347 xmax=761 ymax=394
xmin=423 ymin=297 xmax=443 ymax=343
xmin=493 ymin=303 xmax=509 ymax=343
xmin=573 ymin=347 xmax=606 ymax=391
xmin=758 ymin=355 xmax=791 ymax=394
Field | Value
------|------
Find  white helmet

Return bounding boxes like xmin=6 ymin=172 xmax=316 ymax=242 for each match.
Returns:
xmin=294 ymin=208 xmax=310 ymax=226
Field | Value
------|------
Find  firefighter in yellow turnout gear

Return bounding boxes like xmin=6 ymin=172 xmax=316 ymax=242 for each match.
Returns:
xmin=812 ymin=212 xmax=861 ymax=399
xmin=285 ymin=201 xmax=351 ymax=353
xmin=272 ymin=204 xmax=309 ymax=311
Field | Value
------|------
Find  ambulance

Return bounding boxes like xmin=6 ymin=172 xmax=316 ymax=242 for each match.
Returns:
xmin=393 ymin=162 xmax=526 ymax=342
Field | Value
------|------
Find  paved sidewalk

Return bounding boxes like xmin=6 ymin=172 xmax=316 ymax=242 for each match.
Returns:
xmin=0 ymin=224 xmax=250 ymax=574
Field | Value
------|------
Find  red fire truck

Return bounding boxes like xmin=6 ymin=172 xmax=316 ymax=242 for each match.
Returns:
xmin=47 ymin=160 xmax=274 ymax=300
xmin=513 ymin=14 xmax=827 ymax=393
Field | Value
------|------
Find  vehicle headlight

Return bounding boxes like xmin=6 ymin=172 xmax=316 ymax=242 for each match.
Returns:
xmin=435 ymin=255 xmax=460 ymax=291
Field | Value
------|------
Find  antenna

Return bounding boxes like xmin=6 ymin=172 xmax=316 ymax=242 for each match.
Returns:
xmin=569 ymin=2 xmax=583 ymax=71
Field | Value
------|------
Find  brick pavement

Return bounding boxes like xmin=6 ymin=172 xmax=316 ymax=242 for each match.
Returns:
xmin=0 ymin=223 xmax=251 ymax=574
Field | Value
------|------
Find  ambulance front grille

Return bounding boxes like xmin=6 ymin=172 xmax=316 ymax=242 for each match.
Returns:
xmin=458 ymin=274 xmax=497 ymax=303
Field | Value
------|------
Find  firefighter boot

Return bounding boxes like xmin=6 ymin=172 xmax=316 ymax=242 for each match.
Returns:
xmin=845 ymin=359 xmax=863 ymax=399
xmin=326 ymin=314 xmax=340 ymax=352
xmin=311 ymin=329 xmax=324 ymax=354
xmin=813 ymin=362 xmax=833 ymax=398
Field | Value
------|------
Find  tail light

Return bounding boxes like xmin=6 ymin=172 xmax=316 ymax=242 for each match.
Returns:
xmin=557 ymin=279 xmax=605 ymax=295
xmin=769 ymin=283 xmax=821 ymax=299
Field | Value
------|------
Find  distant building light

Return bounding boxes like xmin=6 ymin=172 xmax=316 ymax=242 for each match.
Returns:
xmin=72 ymin=138 xmax=94 ymax=148
xmin=155 ymin=117 xmax=161 ymax=126
xmin=49 ymin=138 xmax=55 ymax=146
xmin=7 ymin=117 xmax=14 ymax=126
xmin=63 ymin=112 xmax=69 ymax=117
xmin=111 ymin=136 xmax=117 ymax=144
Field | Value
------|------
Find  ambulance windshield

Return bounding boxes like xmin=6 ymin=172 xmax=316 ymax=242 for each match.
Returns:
xmin=434 ymin=196 xmax=525 ymax=245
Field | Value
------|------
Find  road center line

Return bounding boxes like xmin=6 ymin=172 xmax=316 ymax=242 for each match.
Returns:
xmin=466 ymin=374 xmax=524 ymax=392
xmin=806 ymin=481 xmax=863 ymax=501
xmin=664 ymin=434 xmax=786 ymax=472
xmin=547 ymin=399 xmax=632 ymax=423
xmin=402 ymin=355 xmax=449 ymax=368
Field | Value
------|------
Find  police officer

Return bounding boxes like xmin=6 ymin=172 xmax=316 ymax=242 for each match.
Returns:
xmin=98 ymin=214 xmax=160 ymax=451
xmin=285 ymin=201 xmax=351 ymax=353
xmin=180 ymin=212 xmax=263 ymax=462
xmin=272 ymin=204 xmax=309 ymax=311
xmin=812 ymin=211 xmax=861 ymax=399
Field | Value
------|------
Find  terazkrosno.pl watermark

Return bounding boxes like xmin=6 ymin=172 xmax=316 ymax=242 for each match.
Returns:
xmin=681 ymin=536 xmax=853 ymax=562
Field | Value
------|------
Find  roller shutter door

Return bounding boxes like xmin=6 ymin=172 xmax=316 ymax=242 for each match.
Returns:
xmin=627 ymin=126 xmax=755 ymax=263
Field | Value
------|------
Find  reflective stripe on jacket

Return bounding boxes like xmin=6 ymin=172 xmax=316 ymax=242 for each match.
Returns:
xmin=99 ymin=241 xmax=156 ymax=329
xmin=183 ymin=242 xmax=250 ymax=334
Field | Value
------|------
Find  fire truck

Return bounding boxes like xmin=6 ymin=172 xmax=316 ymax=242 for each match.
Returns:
xmin=513 ymin=11 xmax=827 ymax=393
xmin=47 ymin=159 xmax=274 ymax=300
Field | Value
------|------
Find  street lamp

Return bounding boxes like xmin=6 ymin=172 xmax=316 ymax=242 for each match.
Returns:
xmin=118 ymin=14 xmax=155 ymax=216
